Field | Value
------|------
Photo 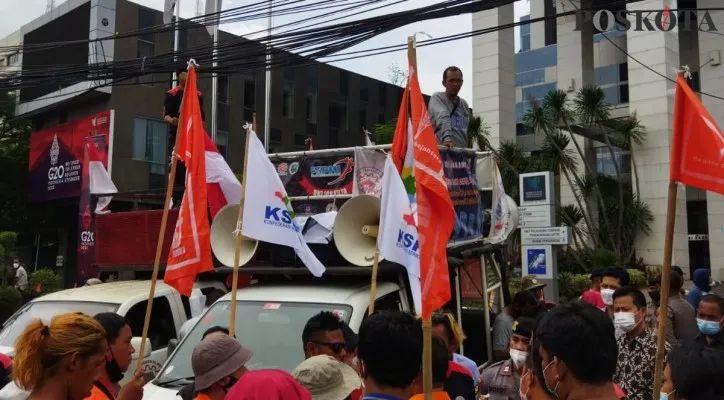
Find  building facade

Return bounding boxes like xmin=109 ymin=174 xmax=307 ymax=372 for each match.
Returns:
xmin=473 ymin=0 xmax=721 ymax=279
xmin=8 ymin=0 xmax=405 ymax=282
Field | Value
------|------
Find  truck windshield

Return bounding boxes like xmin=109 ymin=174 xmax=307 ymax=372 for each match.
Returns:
xmin=155 ymin=300 xmax=352 ymax=386
xmin=0 ymin=301 xmax=118 ymax=347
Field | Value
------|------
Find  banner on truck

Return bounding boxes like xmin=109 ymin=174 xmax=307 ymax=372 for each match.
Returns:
xmin=442 ymin=151 xmax=483 ymax=241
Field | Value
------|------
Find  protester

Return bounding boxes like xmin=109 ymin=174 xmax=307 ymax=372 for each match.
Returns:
xmin=660 ymin=270 xmax=699 ymax=345
xmin=12 ymin=259 xmax=27 ymax=292
xmin=520 ymin=337 xmax=557 ymax=400
xmin=430 ymin=312 xmax=478 ymax=381
xmin=692 ymin=294 xmax=724 ymax=350
xmin=611 ymin=286 xmax=669 ymax=400
xmin=428 ymin=66 xmax=470 ymax=148
xmin=661 ymin=344 xmax=724 ymax=399
xmin=178 ymin=289 xmax=227 ymax=340
xmin=600 ymin=267 xmax=629 ymax=316
xmin=292 ymin=355 xmax=360 ymax=400
xmin=409 ymin=336 xmax=451 ymax=400
xmin=85 ymin=313 xmax=144 ymax=400
xmin=10 ymin=313 xmax=107 ymax=400
xmin=339 ymin=322 xmax=362 ymax=400
xmin=356 ymin=311 xmax=422 ymax=400
xmin=536 ymin=302 xmax=619 ymax=400
xmin=302 ymin=312 xmax=347 ymax=362
xmin=478 ymin=317 xmax=534 ymax=399
xmin=176 ymin=326 xmax=237 ymax=400
xmin=189 ymin=334 xmax=252 ymax=400
xmin=687 ymin=268 xmax=711 ymax=309
xmin=225 ymin=369 xmax=311 ymax=400
xmin=647 ymin=274 xmax=661 ymax=330
xmin=520 ymin=277 xmax=555 ymax=312
xmin=580 ymin=268 xmax=606 ymax=311
xmin=492 ymin=290 xmax=539 ymax=361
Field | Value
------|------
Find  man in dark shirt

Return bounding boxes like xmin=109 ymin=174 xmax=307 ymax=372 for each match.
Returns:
xmin=163 ymin=66 xmax=205 ymax=204
xmin=692 ymin=294 xmax=724 ymax=351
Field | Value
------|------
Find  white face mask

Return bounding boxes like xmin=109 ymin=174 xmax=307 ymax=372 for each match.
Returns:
xmin=601 ymin=288 xmax=615 ymax=305
xmin=614 ymin=311 xmax=638 ymax=332
xmin=12 ymin=263 xmax=18 ymax=269
xmin=509 ymin=348 xmax=528 ymax=369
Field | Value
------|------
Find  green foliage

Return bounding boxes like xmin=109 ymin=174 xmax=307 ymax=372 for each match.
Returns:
xmin=0 ymin=286 xmax=22 ymax=323
xmin=373 ymin=119 xmax=396 ymax=145
xmin=627 ymin=269 xmax=647 ymax=288
xmin=559 ymin=272 xmax=592 ymax=302
xmin=29 ymin=269 xmax=63 ymax=296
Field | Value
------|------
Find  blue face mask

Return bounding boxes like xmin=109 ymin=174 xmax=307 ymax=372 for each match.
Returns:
xmin=697 ymin=318 xmax=722 ymax=336
xmin=660 ymin=389 xmax=675 ymax=400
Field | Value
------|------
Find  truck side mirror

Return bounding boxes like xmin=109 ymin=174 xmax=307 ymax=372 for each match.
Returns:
xmin=167 ymin=338 xmax=179 ymax=359
xmin=131 ymin=337 xmax=153 ymax=359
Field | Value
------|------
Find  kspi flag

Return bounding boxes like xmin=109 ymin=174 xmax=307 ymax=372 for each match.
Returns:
xmin=670 ymin=73 xmax=724 ymax=195
xmin=379 ymin=155 xmax=422 ymax=312
xmin=241 ymin=131 xmax=326 ymax=277
xmin=165 ymin=66 xmax=214 ymax=296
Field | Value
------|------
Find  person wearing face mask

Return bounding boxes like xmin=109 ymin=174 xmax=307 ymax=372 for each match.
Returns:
xmin=599 ymin=268 xmax=629 ymax=339
xmin=536 ymin=302 xmax=620 ymax=400
xmin=660 ymin=343 xmax=724 ymax=400
xmin=519 ymin=338 xmax=557 ymax=400
xmin=12 ymin=259 xmax=27 ymax=292
xmin=689 ymin=294 xmax=724 ymax=350
xmin=611 ymin=287 xmax=670 ymax=400
xmin=84 ymin=313 xmax=145 ymax=400
xmin=477 ymin=317 xmax=534 ymax=400
xmin=189 ymin=334 xmax=253 ymax=400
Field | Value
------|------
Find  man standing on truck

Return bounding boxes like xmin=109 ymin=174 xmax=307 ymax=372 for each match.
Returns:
xmin=302 ymin=312 xmax=348 ymax=362
xmin=428 ymin=66 xmax=470 ymax=148
xmin=85 ymin=313 xmax=145 ymax=400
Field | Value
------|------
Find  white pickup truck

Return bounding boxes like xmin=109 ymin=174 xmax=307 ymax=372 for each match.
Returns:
xmin=0 ymin=280 xmax=225 ymax=384
xmin=142 ymin=267 xmax=416 ymax=399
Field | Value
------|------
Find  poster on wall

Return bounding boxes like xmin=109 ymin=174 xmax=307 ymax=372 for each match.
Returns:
xmin=28 ymin=110 xmax=113 ymax=202
xmin=442 ymin=151 xmax=484 ymax=241
xmin=274 ymin=155 xmax=355 ymax=197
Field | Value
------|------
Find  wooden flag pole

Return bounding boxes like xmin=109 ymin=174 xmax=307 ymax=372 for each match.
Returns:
xmin=229 ymin=113 xmax=256 ymax=336
xmin=135 ymin=64 xmax=194 ymax=371
xmin=367 ymin=248 xmax=380 ymax=316
xmin=652 ymin=181 xmax=678 ymax=399
xmin=407 ymin=35 xmax=432 ymax=400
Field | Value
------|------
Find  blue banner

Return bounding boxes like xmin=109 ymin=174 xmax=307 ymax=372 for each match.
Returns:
xmin=442 ymin=151 xmax=483 ymax=242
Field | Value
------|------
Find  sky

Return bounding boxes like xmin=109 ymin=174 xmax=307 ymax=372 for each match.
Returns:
xmin=0 ymin=0 xmax=530 ymax=101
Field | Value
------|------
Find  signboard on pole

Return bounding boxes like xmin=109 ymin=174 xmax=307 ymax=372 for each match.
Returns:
xmin=518 ymin=205 xmax=555 ymax=228
xmin=522 ymin=245 xmax=553 ymax=279
xmin=521 ymin=227 xmax=572 ymax=246
xmin=519 ymin=171 xmax=555 ymax=207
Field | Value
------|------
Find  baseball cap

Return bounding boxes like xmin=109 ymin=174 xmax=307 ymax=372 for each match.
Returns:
xmin=292 ymin=355 xmax=361 ymax=400
xmin=192 ymin=334 xmax=253 ymax=391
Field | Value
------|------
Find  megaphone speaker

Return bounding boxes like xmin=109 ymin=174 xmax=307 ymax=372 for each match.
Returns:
xmin=210 ymin=204 xmax=259 ymax=267
xmin=333 ymin=195 xmax=382 ymax=267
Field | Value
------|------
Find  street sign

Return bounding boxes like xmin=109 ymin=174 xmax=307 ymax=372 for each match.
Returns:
xmin=518 ymin=205 xmax=555 ymax=228
xmin=522 ymin=245 xmax=554 ymax=279
xmin=521 ymin=227 xmax=572 ymax=245
xmin=519 ymin=172 xmax=555 ymax=206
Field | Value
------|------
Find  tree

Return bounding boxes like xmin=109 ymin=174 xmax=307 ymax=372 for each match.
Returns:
xmin=0 ymin=92 xmax=31 ymax=231
xmin=387 ymin=63 xmax=408 ymax=87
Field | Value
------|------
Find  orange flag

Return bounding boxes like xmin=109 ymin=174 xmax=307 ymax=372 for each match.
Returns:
xmin=408 ymin=62 xmax=456 ymax=319
xmin=390 ymin=85 xmax=410 ymax=173
xmin=164 ymin=66 xmax=213 ymax=296
xmin=671 ymin=73 xmax=724 ymax=194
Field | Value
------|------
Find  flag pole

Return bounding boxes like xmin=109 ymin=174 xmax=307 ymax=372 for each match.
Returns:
xmin=407 ymin=35 xmax=432 ymax=400
xmin=172 ymin=0 xmax=181 ymax=83
xmin=263 ymin=0 xmax=272 ymax=152
xmin=367 ymin=246 xmax=381 ymax=316
xmin=136 ymin=63 xmax=192 ymax=371
xmin=652 ymin=181 xmax=677 ymax=398
xmin=210 ymin=0 xmax=219 ymax=142
xmin=228 ymin=112 xmax=256 ymax=336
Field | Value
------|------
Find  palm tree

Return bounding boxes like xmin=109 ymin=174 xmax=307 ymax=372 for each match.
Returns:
xmin=611 ymin=112 xmax=647 ymax=197
xmin=574 ymin=86 xmax=625 ymax=256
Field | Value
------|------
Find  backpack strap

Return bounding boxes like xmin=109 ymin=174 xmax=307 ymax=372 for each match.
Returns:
xmin=93 ymin=380 xmax=115 ymax=399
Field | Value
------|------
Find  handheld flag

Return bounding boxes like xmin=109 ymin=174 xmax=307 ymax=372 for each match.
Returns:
xmin=165 ymin=66 xmax=214 ymax=296
xmin=205 ymin=135 xmax=241 ymax=218
xmin=670 ymin=73 xmax=724 ymax=194
xmin=241 ymin=131 xmax=326 ymax=277
xmin=87 ymin=138 xmax=117 ymax=214
xmin=379 ymin=155 xmax=422 ymax=312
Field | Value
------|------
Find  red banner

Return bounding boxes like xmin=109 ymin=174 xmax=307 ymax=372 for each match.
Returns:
xmin=28 ymin=110 xmax=112 ymax=202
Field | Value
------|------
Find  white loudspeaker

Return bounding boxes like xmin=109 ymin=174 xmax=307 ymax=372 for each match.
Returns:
xmin=210 ymin=204 xmax=259 ymax=267
xmin=506 ymin=194 xmax=520 ymax=232
xmin=333 ymin=195 xmax=382 ymax=267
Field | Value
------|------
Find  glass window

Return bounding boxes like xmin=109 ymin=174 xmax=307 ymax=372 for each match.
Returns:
xmin=284 ymin=68 xmax=294 ymax=81
xmin=596 ymin=147 xmax=631 ymax=176
xmin=0 ymin=301 xmax=118 ymax=347
xmin=521 ymin=35 xmax=531 ymax=52
xmin=340 ymin=71 xmax=349 ymax=97
xmin=307 ymin=64 xmax=318 ymax=86
xmin=515 ymin=45 xmax=557 ymax=73
xmin=360 ymin=87 xmax=369 ymax=102
xmin=125 ymin=297 xmax=177 ymax=350
xmin=217 ymin=102 xmax=229 ymax=132
xmin=521 ymin=82 xmax=557 ymax=102
xmin=516 ymin=102 xmax=532 ymax=122
xmin=594 ymin=64 xmax=621 ymax=86
xmin=132 ymin=117 xmax=167 ymax=174
xmin=138 ymin=7 xmax=156 ymax=42
xmin=378 ymin=83 xmax=387 ymax=106
xmin=283 ymin=82 xmax=294 ymax=119
xmin=619 ymin=63 xmax=628 ymax=82
xmin=271 ymin=128 xmax=282 ymax=141
xmin=136 ymin=40 xmax=155 ymax=85
xmin=215 ymin=130 xmax=228 ymax=159
xmin=218 ymin=75 xmax=229 ymax=103
xmin=515 ymin=69 xmax=546 ymax=87
xmin=329 ymin=128 xmax=339 ymax=148
xmin=516 ymin=123 xmax=526 ymax=136
xmin=244 ymin=78 xmax=256 ymax=110
xmin=294 ymin=133 xmax=307 ymax=147
xmin=329 ymin=103 xmax=347 ymax=130
xmin=520 ymin=15 xmax=530 ymax=36
xmin=601 ymin=85 xmax=620 ymax=104
xmin=306 ymin=87 xmax=317 ymax=123
xmin=359 ymin=110 xmax=367 ymax=130
xmin=619 ymin=84 xmax=629 ymax=103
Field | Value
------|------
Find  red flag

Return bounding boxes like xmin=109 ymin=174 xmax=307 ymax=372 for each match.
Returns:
xmin=671 ymin=73 xmax=724 ymax=194
xmin=390 ymin=86 xmax=410 ymax=173
xmin=204 ymin=135 xmax=241 ymax=219
xmin=164 ymin=66 xmax=214 ymax=296
xmin=408 ymin=61 xmax=456 ymax=319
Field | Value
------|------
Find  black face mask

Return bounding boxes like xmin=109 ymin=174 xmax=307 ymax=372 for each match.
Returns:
xmin=106 ymin=357 xmax=125 ymax=383
xmin=649 ymin=291 xmax=661 ymax=304
xmin=222 ymin=376 xmax=238 ymax=393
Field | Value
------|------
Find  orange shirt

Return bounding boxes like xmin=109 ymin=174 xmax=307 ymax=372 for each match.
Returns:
xmin=409 ymin=391 xmax=451 ymax=400
xmin=84 ymin=378 xmax=115 ymax=400
xmin=193 ymin=393 xmax=213 ymax=400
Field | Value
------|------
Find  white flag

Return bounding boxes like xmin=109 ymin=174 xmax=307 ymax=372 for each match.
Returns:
xmin=163 ymin=0 xmax=176 ymax=25
xmin=487 ymin=156 xmax=514 ymax=244
xmin=378 ymin=155 xmax=421 ymax=312
xmin=241 ymin=131 xmax=326 ymax=277
xmin=352 ymin=147 xmax=385 ymax=197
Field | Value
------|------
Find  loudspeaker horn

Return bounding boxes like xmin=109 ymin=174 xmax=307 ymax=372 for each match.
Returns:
xmin=333 ymin=195 xmax=383 ymax=267
xmin=210 ymin=204 xmax=259 ymax=267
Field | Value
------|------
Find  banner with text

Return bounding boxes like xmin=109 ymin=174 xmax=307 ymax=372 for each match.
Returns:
xmin=274 ymin=155 xmax=355 ymax=197
xmin=77 ymin=135 xmax=109 ymax=284
xmin=442 ymin=151 xmax=483 ymax=241
xmin=28 ymin=110 xmax=112 ymax=202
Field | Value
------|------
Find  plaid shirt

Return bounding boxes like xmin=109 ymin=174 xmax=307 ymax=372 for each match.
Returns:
xmin=613 ymin=328 xmax=670 ymax=400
